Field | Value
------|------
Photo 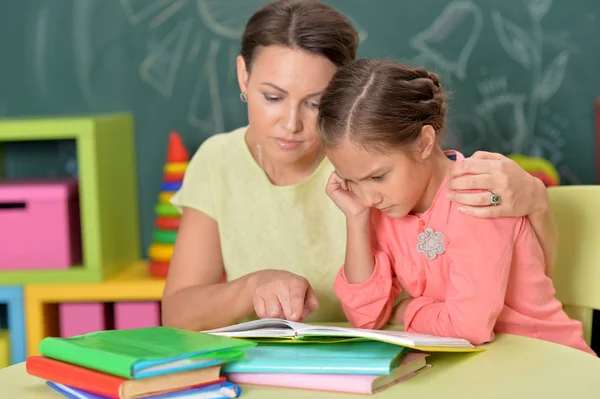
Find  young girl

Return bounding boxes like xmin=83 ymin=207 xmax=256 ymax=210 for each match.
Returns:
xmin=317 ymin=59 xmax=595 ymax=355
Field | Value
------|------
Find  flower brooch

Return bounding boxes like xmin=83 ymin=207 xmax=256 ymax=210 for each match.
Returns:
xmin=417 ymin=228 xmax=445 ymax=260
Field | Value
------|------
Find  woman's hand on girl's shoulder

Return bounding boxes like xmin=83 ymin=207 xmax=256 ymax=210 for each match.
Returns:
xmin=326 ymin=172 xmax=370 ymax=220
xmin=251 ymin=270 xmax=320 ymax=322
xmin=446 ymin=151 xmax=548 ymax=218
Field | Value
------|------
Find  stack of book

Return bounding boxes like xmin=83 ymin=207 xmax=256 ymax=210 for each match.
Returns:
xmin=205 ymin=318 xmax=480 ymax=395
xmin=25 ymin=326 xmax=256 ymax=399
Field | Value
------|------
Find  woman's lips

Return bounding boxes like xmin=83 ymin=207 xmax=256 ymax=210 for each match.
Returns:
xmin=273 ymin=137 xmax=301 ymax=149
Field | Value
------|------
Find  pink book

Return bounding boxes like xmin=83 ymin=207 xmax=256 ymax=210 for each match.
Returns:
xmin=226 ymin=352 xmax=430 ymax=394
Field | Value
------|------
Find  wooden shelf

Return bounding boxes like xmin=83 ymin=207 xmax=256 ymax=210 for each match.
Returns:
xmin=24 ymin=261 xmax=164 ymax=356
xmin=0 ymin=114 xmax=140 ymax=283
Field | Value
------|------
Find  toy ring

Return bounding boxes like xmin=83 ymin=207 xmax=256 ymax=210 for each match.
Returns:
xmin=161 ymin=182 xmax=182 ymax=192
xmin=163 ymin=171 xmax=185 ymax=182
xmin=152 ymin=229 xmax=178 ymax=244
xmin=149 ymin=243 xmax=174 ymax=263
xmin=163 ymin=162 xmax=188 ymax=174
xmin=154 ymin=203 xmax=180 ymax=217
xmin=159 ymin=192 xmax=175 ymax=204
xmin=155 ymin=216 xmax=181 ymax=230
xmin=149 ymin=262 xmax=169 ymax=278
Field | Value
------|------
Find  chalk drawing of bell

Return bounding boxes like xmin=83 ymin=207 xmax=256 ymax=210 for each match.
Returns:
xmin=476 ymin=93 xmax=529 ymax=153
xmin=409 ymin=1 xmax=483 ymax=79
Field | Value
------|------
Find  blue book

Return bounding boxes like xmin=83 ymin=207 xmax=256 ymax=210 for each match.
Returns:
xmin=46 ymin=380 xmax=241 ymax=399
xmin=222 ymin=340 xmax=409 ymax=375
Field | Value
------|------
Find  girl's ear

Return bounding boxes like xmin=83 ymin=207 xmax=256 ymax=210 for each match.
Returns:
xmin=419 ymin=125 xmax=436 ymax=160
xmin=237 ymin=55 xmax=249 ymax=94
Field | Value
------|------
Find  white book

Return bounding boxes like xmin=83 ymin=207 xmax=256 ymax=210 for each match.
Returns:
xmin=204 ymin=318 xmax=480 ymax=351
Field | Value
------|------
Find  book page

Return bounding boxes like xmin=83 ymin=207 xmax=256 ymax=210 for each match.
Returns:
xmin=204 ymin=318 xmax=300 ymax=337
xmin=298 ymin=325 xmax=474 ymax=348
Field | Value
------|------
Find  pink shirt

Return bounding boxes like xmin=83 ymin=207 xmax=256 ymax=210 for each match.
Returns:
xmin=334 ymin=151 xmax=595 ymax=356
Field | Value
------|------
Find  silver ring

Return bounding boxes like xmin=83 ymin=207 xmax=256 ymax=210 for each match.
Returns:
xmin=489 ymin=191 xmax=501 ymax=206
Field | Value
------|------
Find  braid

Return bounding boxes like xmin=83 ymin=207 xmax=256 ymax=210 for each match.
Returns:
xmin=317 ymin=58 xmax=449 ymax=153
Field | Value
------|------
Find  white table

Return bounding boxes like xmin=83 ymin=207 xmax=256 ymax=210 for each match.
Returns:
xmin=2 ymin=334 xmax=600 ymax=399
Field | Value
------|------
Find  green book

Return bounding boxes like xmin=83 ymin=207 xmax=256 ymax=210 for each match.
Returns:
xmin=38 ymin=326 xmax=256 ymax=379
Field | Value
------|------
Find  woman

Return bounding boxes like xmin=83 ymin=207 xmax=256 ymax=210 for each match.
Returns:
xmin=161 ymin=0 xmax=557 ymax=331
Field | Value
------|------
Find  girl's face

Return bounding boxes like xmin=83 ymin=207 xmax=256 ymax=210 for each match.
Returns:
xmin=237 ymin=45 xmax=338 ymax=166
xmin=326 ymin=138 xmax=434 ymax=218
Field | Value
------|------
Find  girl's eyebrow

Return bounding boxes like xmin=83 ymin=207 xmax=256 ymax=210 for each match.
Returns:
xmin=357 ymin=167 xmax=388 ymax=181
xmin=338 ymin=167 xmax=388 ymax=182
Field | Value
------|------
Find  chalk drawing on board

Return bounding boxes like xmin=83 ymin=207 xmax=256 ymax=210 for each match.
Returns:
xmin=559 ymin=166 xmax=582 ymax=185
xmin=72 ymin=0 xmax=95 ymax=105
xmin=120 ymin=0 xmax=370 ymax=134
xmin=139 ymin=18 xmax=193 ymax=98
xmin=525 ymin=0 xmax=553 ymax=21
xmin=475 ymin=92 xmax=528 ymax=153
xmin=445 ymin=113 xmax=488 ymax=155
xmin=120 ymin=0 xmax=180 ymax=25
xmin=196 ymin=0 xmax=271 ymax=40
xmin=409 ymin=0 xmax=483 ymax=79
xmin=228 ymin=44 xmax=238 ymax=82
xmin=187 ymin=31 xmax=204 ymax=64
xmin=492 ymin=11 xmax=538 ymax=70
xmin=188 ymin=39 xmax=224 ymax=132
xmin=543 ymin=32 xmax=581 ymax=53
xmin=490 ymin=1 xmax=570 ymax=162
xmin=119 ymin=0 xmax=269 ymax=133
xmin=149 ymin=0 xmax=189 ymax=29
xmin=31 ymin=2 xmax=53 ymax=106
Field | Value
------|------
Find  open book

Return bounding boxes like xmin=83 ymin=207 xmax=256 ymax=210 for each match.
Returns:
xmin=204 ymin=318 xmax=481 ymax=352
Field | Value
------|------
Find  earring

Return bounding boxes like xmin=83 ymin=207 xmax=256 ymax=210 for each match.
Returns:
xmin=424 ymin=154 xmax=430 ymax=160
xmin=240 ymin=92 xmax=248 ymax=102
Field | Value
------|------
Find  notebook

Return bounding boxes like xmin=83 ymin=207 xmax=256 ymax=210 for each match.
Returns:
xmin=226 ymin=352 xmax=430 ymax=394
xmin=46 ymin=380 xmax=241 ymax=399
xmin=26 ymin=356 xmax=224 ymax=399
xmin=205 ymin=318 xmax=479 ymax=351
xmin=38 ymin=326 xmax=256 ymax=379
xmin=221 ymin=340 xmax=410 ymax=375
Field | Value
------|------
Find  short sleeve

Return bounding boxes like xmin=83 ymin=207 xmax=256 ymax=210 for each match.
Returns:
xmin=169 ymin=139 xmax=218 ymax=219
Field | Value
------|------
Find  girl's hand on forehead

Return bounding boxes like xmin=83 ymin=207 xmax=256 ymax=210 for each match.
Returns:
xmin=446 ymin=151 xmax=546 ymax=218
xmin=326 ymin=172 xmax=370 ymax=220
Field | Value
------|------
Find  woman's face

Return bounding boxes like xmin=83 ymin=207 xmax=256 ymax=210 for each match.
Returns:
xmin=237 ymin=45 xmax=338 ymax=166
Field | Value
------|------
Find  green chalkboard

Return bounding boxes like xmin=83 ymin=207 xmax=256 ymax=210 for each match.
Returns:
xmin=0 ymin=0 xmax=598 ymax=254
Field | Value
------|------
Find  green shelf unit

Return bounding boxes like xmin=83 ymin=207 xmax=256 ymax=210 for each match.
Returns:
xmin=0 ymin=113 xmax=141 ymax=284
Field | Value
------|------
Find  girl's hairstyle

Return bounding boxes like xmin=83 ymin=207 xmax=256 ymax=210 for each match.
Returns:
xmin=240 ymin=0 xmax=359 ymax=71
xmin=317 ymin=59 xmax=448 ymax=153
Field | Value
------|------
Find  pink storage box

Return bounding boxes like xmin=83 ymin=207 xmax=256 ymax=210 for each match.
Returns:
xmin=0 ymin=179 xmax=82 ymax=269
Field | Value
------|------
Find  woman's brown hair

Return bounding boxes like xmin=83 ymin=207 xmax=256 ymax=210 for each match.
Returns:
xmin=240 ymin=0 xmax=358 ymax=71
xmin=317 ymin=59 xmax=448 ymax=153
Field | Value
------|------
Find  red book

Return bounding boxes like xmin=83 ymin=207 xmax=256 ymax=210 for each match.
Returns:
xmin=26 ymin=356 xmax=224 ymax=399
